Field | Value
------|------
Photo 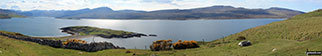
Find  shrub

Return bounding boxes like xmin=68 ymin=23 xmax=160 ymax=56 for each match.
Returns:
xmin=150 ymin=40 xmax=172 ymax=51
xmin=63 ymin=39 xmax=87 ymax=45
xmin=173 ymin=40 xmax=199 ymax=49
xmin=150 ymin=40 xmax=200 ymax=51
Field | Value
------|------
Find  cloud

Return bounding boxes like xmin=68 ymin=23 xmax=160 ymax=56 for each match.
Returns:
xmin=0 ymin=5 xmax=7 ymax=8
xmin=140 ymin=0 xmax=182 ymax=6
xmin=10 ymin=6 xmax=20 ymax=9
xmin=21 ymin=1 xmax=26 ymax=3
xmin=0 ymin=0 xmax=320 ymax=12
xmin=141 ymin=0 xmax=173 ymax=3
xmin=0 ymin=0 xmax=96 ymax=11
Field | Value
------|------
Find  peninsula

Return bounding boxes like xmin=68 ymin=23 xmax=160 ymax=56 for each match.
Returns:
xmin=60 ymin=26 xmax=155 ymax=38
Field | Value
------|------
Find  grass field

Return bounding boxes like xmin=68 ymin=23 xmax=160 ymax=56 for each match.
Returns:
xmin=0 ymin=9 xmax=321 ymax=56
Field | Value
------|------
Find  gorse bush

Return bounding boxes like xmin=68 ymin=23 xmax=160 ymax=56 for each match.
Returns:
xmin=173 ymin=40 xmax=199 ymax=49
xmin=63 ymin=39 xmax=87 ymax=45
xmin=150 ymin=40 xmax=200 ymax=51
xmin=150 ymin=40 xmax=172 ymax=51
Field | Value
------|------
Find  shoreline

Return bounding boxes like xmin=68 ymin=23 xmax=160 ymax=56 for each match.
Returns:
xmin=0 ymin=31 xmax=125 ymax=52
xmin=54 ymin=17 xmax=287 ymax=20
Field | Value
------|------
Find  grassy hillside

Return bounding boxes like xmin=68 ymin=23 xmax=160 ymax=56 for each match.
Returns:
xmin=0 ymin=9 xmax=25 ymax=19
xmin=0 ymin=14 xmax=25 ymax=19
xmin=0 ymin=9 xmax=321 ymax=56
xmin=203 ymin=9 xmax=322 ymax=56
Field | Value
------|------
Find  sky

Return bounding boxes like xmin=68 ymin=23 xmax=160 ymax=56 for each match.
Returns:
xmin=0 ymin=0 xmax=321 ymax=12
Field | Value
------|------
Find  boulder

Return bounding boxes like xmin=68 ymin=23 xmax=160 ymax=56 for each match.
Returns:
xmin=238 ymin=41 xmax=252 ymax=47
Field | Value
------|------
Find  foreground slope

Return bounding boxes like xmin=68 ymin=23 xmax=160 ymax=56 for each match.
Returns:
xmin=207 ymin=9 xmax=322 ymax=56
xmin=0 ymin=9 xmax=321 ymax=56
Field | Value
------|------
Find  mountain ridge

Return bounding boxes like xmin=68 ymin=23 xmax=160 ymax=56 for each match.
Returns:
xmin=11 ymin=5 xmax=305 ymax=20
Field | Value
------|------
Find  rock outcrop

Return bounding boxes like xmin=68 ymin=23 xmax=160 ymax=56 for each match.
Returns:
xmin=238 ymin=41 xmax=252 ymax=47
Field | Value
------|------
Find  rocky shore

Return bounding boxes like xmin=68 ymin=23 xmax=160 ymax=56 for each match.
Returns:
xmin=95 ymin=33 xmax=148 ymax=38
xmin=0 ymin=32 xmax=125 ymax=52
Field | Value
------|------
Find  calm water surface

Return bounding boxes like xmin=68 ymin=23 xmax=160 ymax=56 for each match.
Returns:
xmin=0 ymin=17 xmax=284 ymax=49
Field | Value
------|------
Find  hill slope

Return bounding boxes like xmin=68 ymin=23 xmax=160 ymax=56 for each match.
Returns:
xmin=0 ymin=9 xmax=321 ymax=56
xmin=207 ymin=9 xmax=322 ymax=56
xmin=0 ymin=9 xmax=25 ymax=19
xmin=22 ymin=6 xmax=304 ymax=20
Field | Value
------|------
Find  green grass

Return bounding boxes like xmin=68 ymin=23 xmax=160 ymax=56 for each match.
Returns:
xmin=0 ymin=9 xmax=322 ymax=56
xmin=0 ymin=14 xmax=25 ymax=19
xmin=205 ymin=9 xmax=322 ymax=56
xmin=8 ymin=14 xmax=25 ymax=18
xmin=0 ymin=35 xmax=154 ymax=56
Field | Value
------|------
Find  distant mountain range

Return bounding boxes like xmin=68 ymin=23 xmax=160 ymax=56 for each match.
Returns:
xmin=1 ymin=5 xmax=305 ymax=20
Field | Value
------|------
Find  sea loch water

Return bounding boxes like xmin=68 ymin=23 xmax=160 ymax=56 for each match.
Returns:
xmin=0 ymin=17 xmax=284 ymax=49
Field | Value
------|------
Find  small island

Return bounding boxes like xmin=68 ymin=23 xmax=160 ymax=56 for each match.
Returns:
xmin=60 ymin=26 xmax=156 ymax=38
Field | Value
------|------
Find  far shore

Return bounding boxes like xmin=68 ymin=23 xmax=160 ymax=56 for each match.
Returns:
xmin=55 ymin=17 xmax=288 ymax=20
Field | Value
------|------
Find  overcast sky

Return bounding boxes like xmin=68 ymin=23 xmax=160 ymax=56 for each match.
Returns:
xmin=0 ymin=0 xmax=321 ymax=12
